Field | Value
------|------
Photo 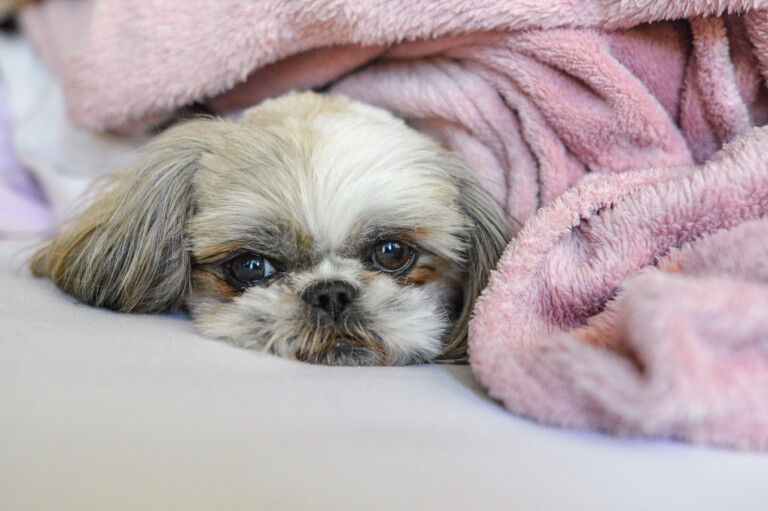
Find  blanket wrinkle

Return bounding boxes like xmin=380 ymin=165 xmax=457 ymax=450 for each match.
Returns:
xmin=16 ymin=0 xmax=768 ymax=450
xmin=470 ymin=127 xmax=768 ymax=450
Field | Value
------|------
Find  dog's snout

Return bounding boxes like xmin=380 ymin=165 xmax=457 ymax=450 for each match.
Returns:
xmin=301 ymin=281 xmax=357 ymax=320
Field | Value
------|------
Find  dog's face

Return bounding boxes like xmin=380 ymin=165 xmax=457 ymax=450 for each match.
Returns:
xmin=31 ymin=92 xmax=508 ymax=365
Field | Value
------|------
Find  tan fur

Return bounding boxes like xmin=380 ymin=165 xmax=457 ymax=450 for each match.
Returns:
xmin=30 ymin=118 xmax=233 ymax=312
xmin=435 ymin=163 xmax=510 ymax=362
xmin=407 ymin=265 xmax=445 ymax=287
xmin=0 ymin=0 xmax=31 ymax=22
xmin=32 ymin=92 xmax=509 ymax=365
xmin=191 ymin=269 xmax=239 ymax=302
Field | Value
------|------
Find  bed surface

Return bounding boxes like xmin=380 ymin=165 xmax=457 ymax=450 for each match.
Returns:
xmin=2 ymin=240 xmax=767 ymax=511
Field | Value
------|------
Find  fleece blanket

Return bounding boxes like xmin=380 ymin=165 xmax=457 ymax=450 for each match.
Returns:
xmin=17 ymin=0 xmax=768 ymax=450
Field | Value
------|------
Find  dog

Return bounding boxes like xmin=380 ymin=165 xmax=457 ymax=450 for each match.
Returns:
xmin=31 ymin=92 xmax=509 ymax=365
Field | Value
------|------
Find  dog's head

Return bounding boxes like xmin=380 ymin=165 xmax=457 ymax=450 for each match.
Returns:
xmin=31 ymin=92 xmax=509 ymax=365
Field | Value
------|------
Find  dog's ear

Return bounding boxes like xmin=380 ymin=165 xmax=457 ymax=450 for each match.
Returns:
xmin=439 ymin=172 xmax=511 ymax=363
xmin=31 ymin=119 xmax=224 ymax=313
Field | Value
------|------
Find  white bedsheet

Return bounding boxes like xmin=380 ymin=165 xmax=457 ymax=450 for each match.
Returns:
xmin=2 ymin=239 xmax=767 ymax=511
xmin=0 ymin=35 xmax=146 ymax=227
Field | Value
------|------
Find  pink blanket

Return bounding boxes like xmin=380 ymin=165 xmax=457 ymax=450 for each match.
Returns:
xmin=19 ymin=0 xmax=768 ymax=450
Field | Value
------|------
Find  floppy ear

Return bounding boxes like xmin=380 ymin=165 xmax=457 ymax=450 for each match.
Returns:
xmin=438 ymin=173 xmax=511 ymax=363
xmin=31 ymin=119 xmax=223 ymax=313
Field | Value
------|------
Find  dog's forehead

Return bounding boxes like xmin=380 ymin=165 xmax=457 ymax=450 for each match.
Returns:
xmin=191 ymin=107 xmax=466 ymax=256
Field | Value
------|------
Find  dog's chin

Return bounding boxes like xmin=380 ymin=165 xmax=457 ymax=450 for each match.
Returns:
xmin=292 ymin=311 xmax=443 ymax=366
xmin=295 ymin=335 xmax=387 ymax=366
xmin=289 ymin=310 xmax=386 ymax=366
xmin=189 ymin=280 xmax=451 ymax=366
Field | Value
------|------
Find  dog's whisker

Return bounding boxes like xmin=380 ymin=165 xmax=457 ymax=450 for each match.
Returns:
xmin=30 ymin=91 xmax=509 ymax=366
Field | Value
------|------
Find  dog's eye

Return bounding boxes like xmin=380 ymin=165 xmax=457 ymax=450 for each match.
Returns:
xmin=372 ymin=241 xmax=415 ymax=272
xmin=229 ymin=254 xmax=277 ymax=283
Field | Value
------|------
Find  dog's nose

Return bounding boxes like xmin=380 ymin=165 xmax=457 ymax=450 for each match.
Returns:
xmin=301 ymin=281 xmax=358 ymax=320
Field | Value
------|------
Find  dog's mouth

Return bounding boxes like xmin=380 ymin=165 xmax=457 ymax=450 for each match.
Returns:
xmin=296 ymin=338 xmax=386 ymax=366
xmin=292 ymin=315 xmax=388 ymax=366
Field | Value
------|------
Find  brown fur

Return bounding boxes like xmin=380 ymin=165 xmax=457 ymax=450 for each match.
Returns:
xmin=31 ymin=92 xmax=510 ymax=365
xmin=191 ymin=269 xmax=239 ymax=302
xmin=435 ymin=170 xmax=510 ymax=363
xmin=406 ymin=258 xmax=454 ymax=287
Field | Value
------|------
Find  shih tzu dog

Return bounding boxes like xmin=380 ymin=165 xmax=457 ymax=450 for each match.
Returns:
xmin=31 ymin=92 xmax=509 ymax=365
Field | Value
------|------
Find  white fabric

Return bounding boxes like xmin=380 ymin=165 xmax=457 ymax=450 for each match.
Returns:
xmin=0 ymin=35 xmax=146 ymax=224
xmin=2 ymin=240 xmax=768 ymax=511
xmin=0 ymin=67 xmax=51 ymax=235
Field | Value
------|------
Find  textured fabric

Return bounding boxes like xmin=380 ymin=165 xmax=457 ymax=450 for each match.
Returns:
xmin=2 ymin=240 xmax=768 ymax=511
xmin=18 ymin=1 xmax=768 ymax=223
xmin=16 ymin=0 xmax=768 ymax=450
xmin=470 ymin=127 xmax=768 ymax=450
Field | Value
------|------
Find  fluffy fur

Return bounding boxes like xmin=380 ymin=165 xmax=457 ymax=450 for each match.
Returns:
xmin=31 ymin=92 xmax=509 ymax=365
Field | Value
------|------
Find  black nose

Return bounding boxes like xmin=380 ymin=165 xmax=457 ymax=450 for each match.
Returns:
xmin=301 ymin=281 xmax=358 ymax=320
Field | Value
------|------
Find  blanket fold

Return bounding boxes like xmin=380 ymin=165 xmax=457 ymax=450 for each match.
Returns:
xmin=16 ymin=0 xmax=768 ymax=450
xmin=470 ymin=127 xmax=768 ymax=450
